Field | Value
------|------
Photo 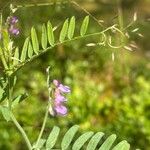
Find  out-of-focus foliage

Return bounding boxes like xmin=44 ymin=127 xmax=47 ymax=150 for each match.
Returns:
xmin=0 ymin=0 xmax=150 ymax=150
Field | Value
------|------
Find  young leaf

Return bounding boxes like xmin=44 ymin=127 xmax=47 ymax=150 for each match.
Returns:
xmin=20 ymin=37 xmax=29 ymax=61
xmin=61 ymin=125 xmax=79 ymax=150
xmin=87 ymin=132 xmax=104 ymax=150
xmin=47 ymin=21 xmax=55 ymax=46
xmin=72 ymin=131 xmax=94 ymax=150
xmin=28 ymin=41 xmax=33 ymax=58
xmin=46 ymin=126 xmax=60 ymax=149
xmin=68 ymin=16 xmax=75 ymax=39
xmin=59 ymin=19 xmax=69 ymax=43
xmin=31 ymin=27 xmax=39 ymax=54
xmin=98 ymin=134 xmax=116 ymax=150
xmin=13 ymin=47 xmax=19 ymax=65
xmin=0 ymin=106 xmax=11 ymax=122
xmin=41 ymin=24 xmax=47 ymax=49
xmin=80 ymin=16 xmax=89 ymax=36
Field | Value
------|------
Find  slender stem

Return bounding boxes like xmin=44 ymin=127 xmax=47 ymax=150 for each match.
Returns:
xmin=35 ymin=106 xmax=49 ymax=148
xmin=35 ymin=67 xmax=52 ymax=148
xmin=10 ymin=112 xmax=32 ymax=150
xmin=7 ymin=74 xmax=32 ymax=150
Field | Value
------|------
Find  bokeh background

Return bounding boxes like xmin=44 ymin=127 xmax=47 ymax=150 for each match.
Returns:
xmin=0 ymin=0 xmax=150 ymax=149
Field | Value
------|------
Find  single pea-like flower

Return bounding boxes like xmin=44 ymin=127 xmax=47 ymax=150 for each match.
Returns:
xmin=9 ymin=25 xmax=20 ymax=36
xmin=8 ymin=16 xmax=18 ymax=24
xmin=49 ymin=80 xmax=71 ymax=116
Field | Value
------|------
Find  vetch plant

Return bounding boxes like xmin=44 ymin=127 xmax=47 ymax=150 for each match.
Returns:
xmin=0 ymin=1 xmax=138 ymax=150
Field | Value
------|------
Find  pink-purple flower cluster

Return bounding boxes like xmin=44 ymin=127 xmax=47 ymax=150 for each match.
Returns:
xmin=49 ymin=80 xmax=71 ymax=116
xmin=7 ymin=16 xmax=20 ymax=36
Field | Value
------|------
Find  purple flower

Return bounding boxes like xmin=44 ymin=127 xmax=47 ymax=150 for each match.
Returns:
xmin=49 ymin=80 xmax=71 ymax=116
xmin=9 ymin=16 xmax=18 ymax=24
xmin=55 ymin=94 xmax=67 ymax=103
xmin=7 ymin=16 xmax=20 ymax=36
xmin=54 ymin=104 xmax=67 ymax=116
xmin=9 ymin=26 xmax=20 ymax=36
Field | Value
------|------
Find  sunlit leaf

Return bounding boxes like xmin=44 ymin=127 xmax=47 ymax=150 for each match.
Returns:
xmin=61 ymin=125 xmax=79 ymax=150
xmin=68 ymin=16 xmax=75 ymax=39
xmin=72 ymin=131 xmax=94 ymax=150
xmin=80 ymin=16 xmax=89 ymax=36
xmin=28 ymin=41 xmax=33 ymax=58
xmin=31 ymin=27 xmax=39 ymax=54
xmin=99 ymin=134 xmax=116 ymax=150
xmin=59 ymin=19 xmax=69 ymax=43
xmin=47 ymin=21 xmax=55 ymax=46
xmin=46 ymin=126 xmax=60 ymax=149
xmin=41 ymin=24 xmax=47 ymax=49
xmin=13 ymin=47 xmax=19 ymax=65
xmin=20 ymin=37 xmax=29 ymax=61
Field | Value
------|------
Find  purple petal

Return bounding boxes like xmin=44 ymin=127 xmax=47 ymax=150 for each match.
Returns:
xmin=9 ymin=26 xmax=20 ymax=36
xmin=54 ymin=105 xmax=67 ymax=116
xmin=55 ymin=94 xmax=67 ymax=103
xmin=53 ymin=79 xmax=59 ymax=87
xmin=58 ymin=84 xmax=71 ymax=93
xmin=10 ymin=16 xmax=18 ymax=24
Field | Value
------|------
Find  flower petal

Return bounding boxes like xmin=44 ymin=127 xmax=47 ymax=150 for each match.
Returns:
xmin=58 ymin=84 xmax=71 ymax=93
xmin=54 ymin=105 xmax=67 ymax=116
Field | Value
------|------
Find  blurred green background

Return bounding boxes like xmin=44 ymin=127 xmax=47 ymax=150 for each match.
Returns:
xmin=0 ymin=0 xmax=150 ymax=149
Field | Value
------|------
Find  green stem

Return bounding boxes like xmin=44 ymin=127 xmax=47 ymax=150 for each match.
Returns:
xmin=7 ymin=75 xmax=32 ymax=150
xmin=10 ymin=112 xmax=32 ymax=150
xmin=35 ymin=106 xmax=49 ymax=148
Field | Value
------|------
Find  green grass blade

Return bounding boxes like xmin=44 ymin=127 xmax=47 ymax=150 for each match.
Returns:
xmin=68 ymin=16 xmax=75 ymax=39
xmin=86 ymin=132 xmax=104 ymax=150
xmin=41 ymin=24 xmax=48 ymax=49
xmin=46 ymin=126 xmax=60 ymax=149
xmin=47 ymin=21 xmax=55 ymax=46
xmin=72 ymin=131 xmax=94 ymax=150
xmin=98 ymin=134 xmax=116 ymax=150
xmin=59 ymin=19 xmax=69 ymax=43
xmin=61 ymin=125 xmax=79 ymax=150
xmin=31 ymin=27 xmax=39 ymax=54
xmin=80 ymin=16 xmax=89 ymax=36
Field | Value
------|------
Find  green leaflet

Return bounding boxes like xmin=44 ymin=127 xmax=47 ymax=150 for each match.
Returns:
xmin=33 ymin=139 xmax=46 ymax=149
xmin=112 ymin=140 xmax=130 ymax=150
xmin=59 ymin=19 xmax=69 ymax=43
xmin=47 ymin=21 xmax=55 ymax=46
xmin=72 ymin=131 xmax=94 ymax=150
xmin=28 ymin=41 xmax=33 ymax=58
xmin=13 ymin=47 xmax=19 ymax=66
xmin=0 ymin=106 xmax=11 ymax=122
xmin=99 ymin=134 xmax=116 ymax=150
xmin=80 ymin=16 xmax=89 ymax=36
xmin=61 ymin=125 xmax=79 ymax=150
xmin=20 ymin=37 xmax=29 ymax=61
xmin=31 ymin=27 xmax=39 ymax=54
xmin=87 ymin=132 xmax=104 ymax=150
xmin=41 ymin=24 xmax=48 ymax=49
xmin=68 ymin=16 xmax=75 ymax=39
xmin=46 ymin=126 xmax=60 ymax=149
